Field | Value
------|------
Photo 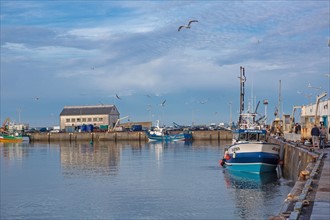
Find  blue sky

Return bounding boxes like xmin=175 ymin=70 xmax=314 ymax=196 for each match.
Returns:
xmin=1 ymin=1 xmax=329 ymax=127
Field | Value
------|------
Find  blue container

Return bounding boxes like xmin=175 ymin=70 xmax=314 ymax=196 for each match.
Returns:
xmin=87 ymin=124 xmax=94 ymax=132
xmin=81 ymin=124 xmax=87 ymax=132
xmin=131 ymin=124 xmax=142 ymax=131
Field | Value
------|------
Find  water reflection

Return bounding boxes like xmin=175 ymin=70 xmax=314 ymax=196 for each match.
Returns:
xmin=1 ymin=141 xmax=292 ymax=220
xmin=223 ymin=170 xmax=280 ymax=219
xmin=0 ymin=142 xmax=32 ymax=161
xmin=60 ymin=142 xmax=121 ymax=177
xmin=224 ymin=170 xmax=278 ymax=188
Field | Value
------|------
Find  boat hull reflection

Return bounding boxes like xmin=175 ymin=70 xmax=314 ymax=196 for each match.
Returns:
xmin=223 ymin=169 xmax=278 ymax=188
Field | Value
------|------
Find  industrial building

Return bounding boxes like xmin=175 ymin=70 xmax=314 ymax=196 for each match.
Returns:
xmin=59 ymin=105 xmax=120 ymax=131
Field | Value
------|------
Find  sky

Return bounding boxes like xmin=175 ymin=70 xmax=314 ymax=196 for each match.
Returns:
xmin=1 ymin=0 xmax=329 ymax=128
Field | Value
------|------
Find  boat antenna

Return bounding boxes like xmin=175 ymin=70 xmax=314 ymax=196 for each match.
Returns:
xmin=239 ymin=66 xmax=246 ymax=125
xmin=254 ymin=100 xmax=260 ymax=114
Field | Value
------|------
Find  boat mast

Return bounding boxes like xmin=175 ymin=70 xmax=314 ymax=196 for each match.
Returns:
xmin=239 ymin=66 xmax=246 ymax=125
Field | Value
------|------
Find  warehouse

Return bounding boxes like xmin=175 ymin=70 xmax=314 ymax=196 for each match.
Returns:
xmin=59 ymin=105 xmax=120 ymax=131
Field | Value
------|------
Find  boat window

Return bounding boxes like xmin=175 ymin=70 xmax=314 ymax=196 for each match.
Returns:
xmin=239 ymin=133 xmax=247 ymax=141
xmin=248 ymin=133 xmax=257 ymax=141
xmin=259 ymin=133 xmax=266 ymax=141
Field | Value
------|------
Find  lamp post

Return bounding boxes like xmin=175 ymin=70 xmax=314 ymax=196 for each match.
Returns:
xmin=229 ymin=101 xmax=232 ymax=127
xmin=263 ymin=99 xmax=268 ymax=125
xmin=325 ymin=74 xmax=330 ymax=97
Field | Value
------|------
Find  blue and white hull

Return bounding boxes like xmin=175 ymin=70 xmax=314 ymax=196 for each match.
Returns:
xmin=221 ymin=142 xmax=280 ymax=174
xmin=146 ymin=131 xmax=192 ymax=142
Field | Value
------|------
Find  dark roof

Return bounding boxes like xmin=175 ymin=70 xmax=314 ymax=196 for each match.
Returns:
xmin=60 ymin=105 xmax=119 ymax=116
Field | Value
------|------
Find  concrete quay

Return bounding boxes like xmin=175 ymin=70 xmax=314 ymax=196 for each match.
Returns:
xmin=270 ymin=144 xmax=330 ymax=220
xmin=309 ymin=147 xmax=330 ymax=220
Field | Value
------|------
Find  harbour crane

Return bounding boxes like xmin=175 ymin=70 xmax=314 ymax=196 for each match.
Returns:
xmin=0 ymin=118 xmax=10 ymax=132
xmin=110 ymin=116 xmax=129 ymax=132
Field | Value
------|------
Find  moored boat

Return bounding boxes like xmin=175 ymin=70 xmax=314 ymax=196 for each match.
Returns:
xmin=146 ymin=120 xmax=192 ymax=142
xmin=219 ymin=67 xmax=280 ymax=174
xmin=0 ymin=133 xmax=23 ymax=143
xmin=220 ymin=126 xmax=280 ymax=173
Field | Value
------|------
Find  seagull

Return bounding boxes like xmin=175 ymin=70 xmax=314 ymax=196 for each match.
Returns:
xmin=200 ymin=99 xmax=208 ymax=104
xmin=160 ymin=99 xmax=166 ymax=107
xmin=116 ymin=94 xmax=121 ymax=100
xmin=178 ymin=20 xmax=198 ymax=31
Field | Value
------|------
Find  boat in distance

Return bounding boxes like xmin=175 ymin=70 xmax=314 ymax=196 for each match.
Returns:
xmin=219 ymin=67 xmax=280 ymax=174
xmin=146 ymin=120 xmax=192 ymax=142
xmin=0 ymin=133 xmax=23 ymax=143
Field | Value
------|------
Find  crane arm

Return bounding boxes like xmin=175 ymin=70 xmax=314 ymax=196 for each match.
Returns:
xmin=111 ymin=116 xmax=129 ymax=131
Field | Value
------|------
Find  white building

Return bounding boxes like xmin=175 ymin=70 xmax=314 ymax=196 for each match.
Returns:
xmin=300 ymin=98 xmax=329 ymax=140
xmin=59 ymin=105 xmax=120 ymax=130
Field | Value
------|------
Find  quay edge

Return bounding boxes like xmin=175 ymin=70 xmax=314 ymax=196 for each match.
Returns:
xmin=268 ymin=138 xmax=330 ymax=220
xmin=27 ymin=130 xmax=233 ymax=143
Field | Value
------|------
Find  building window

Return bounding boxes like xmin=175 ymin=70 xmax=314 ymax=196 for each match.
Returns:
xmin=82 ymin=118 xmax=86 ymax=122
xmin=309 ymin=117 xmax=315 ymax=123
xmin=93 ymin=118 xmax=97 ymax=122
xmin=66 ymin=119 xmax=70 ymax=123
xmin=88 ymin=118 xmax=92 ymax=122
xmin=99 ymin=118 xmax=103 ymax=122
xmin=72 ymin=118 xmax=76 ymax=122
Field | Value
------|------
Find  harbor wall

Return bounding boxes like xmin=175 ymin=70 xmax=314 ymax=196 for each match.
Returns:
xmin=28 ymin=130 xmax=233 ymax=143
xmin=269 ymin=138 xmax=324 ymax=220
xmin=269 ymin=138 xmax=318 ymax=182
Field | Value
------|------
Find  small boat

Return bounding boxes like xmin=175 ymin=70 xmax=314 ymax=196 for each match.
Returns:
xmin=146 ymin=121 xmax=192 ymax=142
xmin=219 ymin=67 xmax=280 ymax=174
xmin=0 ymin=133 xmax=23 ymax=143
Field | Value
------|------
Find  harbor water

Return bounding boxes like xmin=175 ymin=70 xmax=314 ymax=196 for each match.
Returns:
xmin=0 ymin=141 xmax=293 ymax=220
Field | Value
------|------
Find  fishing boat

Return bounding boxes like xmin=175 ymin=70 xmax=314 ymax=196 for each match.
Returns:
xmin=0 ymin=133 xmax=23 ymax=143
xmin=146 ymin=120 xmax=192 ymax=142
xmin=219 ymin=67 xmax=280 ymax=174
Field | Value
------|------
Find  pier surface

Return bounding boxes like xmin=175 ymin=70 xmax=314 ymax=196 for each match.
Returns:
xmin=310 ymin=148 xmax=330 ymax=220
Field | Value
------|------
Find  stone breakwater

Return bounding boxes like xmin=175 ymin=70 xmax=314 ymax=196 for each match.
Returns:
xmin=28 ymin=130 xmax=233 ymax=143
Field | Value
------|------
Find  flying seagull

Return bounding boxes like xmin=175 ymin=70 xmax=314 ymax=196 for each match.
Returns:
xmin=160 ymin=99 xmax=166 ymax=107
xmin=200 ymin=99 xmax=208 ymax=104
xmin=178 ymin=20 xmax=198 ymax=31
xmin=116 ymin=94 xmax=121 ymax=100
